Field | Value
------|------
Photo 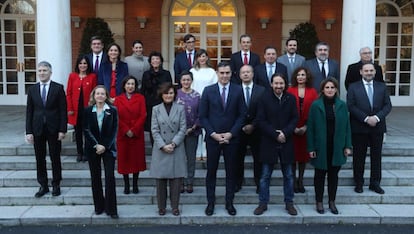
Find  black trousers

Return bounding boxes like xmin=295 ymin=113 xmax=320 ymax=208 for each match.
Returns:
xmin=33 ymin=128 xmax=62 ymax=188
xmin=88 ymin=151 xmax=117 ymax=215
xmin=206 ymin=141 xmax=237 ymax=204
xmin=314 ymin=166 xmax=341 ymax=202
xmin=352 ymin=133 xmax=384 ymax=187
xmin=236 ymin=132 xmax=261 ymax=189
xmin=74 ymin=106 xmax=84 ymax=155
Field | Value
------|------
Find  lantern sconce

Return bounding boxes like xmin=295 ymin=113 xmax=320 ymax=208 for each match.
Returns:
xmin=71 ymin=16 xmax=81 ymax=28
xmin=137 ymin=16 xmax=147 ymax=29
xmin=325 ymin=18 xmax=336 ymax=30
xmin=260 ymin=17 xmax=269 ymax=29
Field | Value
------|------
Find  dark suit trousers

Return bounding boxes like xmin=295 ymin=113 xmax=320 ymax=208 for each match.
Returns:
xmin=352 ymin=133 xmax=384 ymax=187
xmin=156 ymin=178 xmax=183 ymax=210
xmin=88 ymin=151 xmax=117 ymax=215
xmin=236 ymin=132 xmax=261 ymax=189
xmin=33 ymin=127 xmax=62 ymax=187
xmin=206 ymin=141 xmax=237 ymax=204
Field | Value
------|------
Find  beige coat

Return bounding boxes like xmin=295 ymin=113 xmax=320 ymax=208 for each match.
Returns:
xmin=150 ymin=102 xmax=187 ymax=178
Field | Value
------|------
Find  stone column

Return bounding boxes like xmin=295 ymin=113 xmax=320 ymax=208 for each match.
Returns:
xmin=36 ymin=0 xmax=72 ymax=87
xmin=340 ymin=0 xmax=376 ymax=97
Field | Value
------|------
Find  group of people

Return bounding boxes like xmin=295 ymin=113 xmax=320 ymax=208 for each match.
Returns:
xmin=25 ymin=33 xmax=391 ymax=219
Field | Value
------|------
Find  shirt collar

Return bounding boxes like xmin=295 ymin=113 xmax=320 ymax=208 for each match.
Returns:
xmin=40 ymin=80 xmax=51 ymax=86
xmin=92 ymin=103 xmax=110 ymax=112
xmin=242 ymin=82 xmax=253 ymax=89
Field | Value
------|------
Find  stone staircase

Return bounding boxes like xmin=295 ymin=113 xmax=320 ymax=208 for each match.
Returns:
xmin=1 ymin=141 xmax=414 ymax=226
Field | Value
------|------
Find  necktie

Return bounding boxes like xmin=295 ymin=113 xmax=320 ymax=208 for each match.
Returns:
xmin=243 ymin=53 xmax=248 ymax=65
xmin=321 ymin=61 xmax=326 ymax=79
xmin=94 ymin=55 xmax=99 ymax=74
xmin=41 ymin=84 xmax=47 ymax=106
xmin=268 ymin=65 xmax=273 ymax=83
xmin=289 ymin=56 xmax=294 ymax=65
xmin=221 ymin=86 xmax=226 ymax=109
xmin=188 ymin=53 xmax=192 ymax=67
xmin=245 ymin=86 xmax=250 ymax=106
xmin=367 ymin=83 xmax=373 ymax=108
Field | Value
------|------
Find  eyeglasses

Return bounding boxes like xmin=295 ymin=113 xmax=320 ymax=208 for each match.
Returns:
xmin=361 ymin=51 xmax=372 ymax=55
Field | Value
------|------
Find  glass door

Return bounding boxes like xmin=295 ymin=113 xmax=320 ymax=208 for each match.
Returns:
xmin=0 ymin=16 xmax=36 ymax=105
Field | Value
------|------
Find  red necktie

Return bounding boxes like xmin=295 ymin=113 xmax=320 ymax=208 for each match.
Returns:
xmin=188 ymin=53 xmax=192 ymax=67
xmin=243 ymin=53 xmax=248 ymax=65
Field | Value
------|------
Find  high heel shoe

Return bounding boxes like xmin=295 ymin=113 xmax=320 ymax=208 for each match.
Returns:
xmin=329 ymin=201 xmax=338 ymax=215
xmin=316 ymin=202 xmax=324 ymax=214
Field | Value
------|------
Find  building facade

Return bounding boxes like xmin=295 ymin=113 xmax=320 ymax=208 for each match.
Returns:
xmin=0 ymin=0 xmax=413 ymax=106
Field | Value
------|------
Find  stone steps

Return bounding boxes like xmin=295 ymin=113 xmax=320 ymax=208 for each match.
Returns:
xmin=1 ymin=155 xmax=414 ymax=170
xmin=1 ymin=204 xmax=414 ymax=226
xmin=1 ymin=168 xmax=413 ymax=187
xmin=1 ymin=185 xmax=413 ymax=206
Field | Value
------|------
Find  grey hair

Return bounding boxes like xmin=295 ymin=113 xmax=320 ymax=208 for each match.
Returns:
xmin=359 ymin=46 xmax=372 ymax=54
xmin=38 ymin=61 xmax=52 ymax=72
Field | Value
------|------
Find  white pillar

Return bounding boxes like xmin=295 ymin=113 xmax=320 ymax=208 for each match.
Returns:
xmin=36 ymin=0 xmax=72 ymax=87
xmin=340 ymin=0 xmax=376 ymax=98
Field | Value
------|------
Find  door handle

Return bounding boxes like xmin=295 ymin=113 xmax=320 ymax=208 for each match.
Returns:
xmin=20 ymin=62 xmax=25 ymax=72
xmin=16 ymin=62 xmax=20 ymax=72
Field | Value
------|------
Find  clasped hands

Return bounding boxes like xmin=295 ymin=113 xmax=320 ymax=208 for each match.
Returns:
xmin=162 ymin=142 xmax=176 ymax=154
xmin=211 ymin=132 xmax=232 ymax=144
xmin=366 ymin=116 xmax=379 ymax=127
xmin=276 ymin=130 xmax=286 ymax=143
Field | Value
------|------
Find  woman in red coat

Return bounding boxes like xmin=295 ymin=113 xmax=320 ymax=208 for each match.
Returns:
xmin=66 ymin=55 xmax=97 ymax=162
xmin=287 ymin=67 xmax=318 ymax=193
xmin=114 ymin=76 xmax=147 ymax=194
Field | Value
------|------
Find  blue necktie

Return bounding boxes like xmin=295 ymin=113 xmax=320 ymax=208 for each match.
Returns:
xmin=245 ymin=86 xmax=250 ymax=106
xmin=367 ymin=83 xmax=373 ymax=109
xmin=221 ymin=86 xmax=226 ymax=109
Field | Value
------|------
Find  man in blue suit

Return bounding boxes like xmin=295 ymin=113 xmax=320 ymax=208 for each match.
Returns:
xmin=230 ymin=34 xmax=261 ymax=84
xmin=347 ymin=63 xmax=392 ymax=194
xmin=199 ymin=61 xmax=246 ymax=216
xmin=254 ymin=46 xmax=288 ymax=90
xmin=304 ymin=42 xmax=339 ymax=90
xmin=87 ymin=36 xmax=108 ymax=76
xmin=174 ymin=34 xmax=196 ymax=86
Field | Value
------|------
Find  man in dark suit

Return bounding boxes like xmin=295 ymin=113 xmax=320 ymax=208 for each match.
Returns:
xmin=174 ymin=34 xmax=196 ymax=85
xmin=347 ymin=63 xmax=392 ymax=194
xmin=230 ymin=34 xmax=261 ymax=84
xmin=199 ymin=62 xmax=246 ymax=216
xmin=345 ymin=47 xmax=384 ymax=90
xmin=304 ymin=42 xmax=340 ymax=90
xmin=235 ymin=64 xmax=265 ymax=194
xmin=25 ymin=61 xmax=67 ymax=198
xmin=253 ymin=73 xmax=298 ymax=216
xmin=254 ymin=46 xmax=288 ymax=90
xmin=277 ymin=38 xmax=306 ymax=85
xmin=87 ymin=36 xmax=108 ymax=75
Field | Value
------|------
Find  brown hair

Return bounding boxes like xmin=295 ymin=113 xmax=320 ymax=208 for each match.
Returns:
xmin=290 ymin=67 xmax=313 ymax=88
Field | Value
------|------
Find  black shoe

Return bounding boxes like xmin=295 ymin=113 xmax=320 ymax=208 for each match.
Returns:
xmin=225 ymin=202 xmax=237 ymax=216
xmin=205 ymin=203 xmax=214 ymax=216
xmin=132 ymin=186 xmax=139 ymax=194
xmin=95 ymin=210 xmax=104 ymax=215
xmin=52 ymin=185 xmax=61 ymax=196
xmin=354 ymin=185 xmax=363 ymax=193
xmin=253 ymin=204 xmax=267 ymax=215
xmin=369 ymin=185 xmax=385 ymax=194
xmin=34 ymin=186 xmax=49 ymax=198
xmin=76 ymin=154 xmax=82 ymax=162
xmin=124 ymin=186 xmax=130 ymax=194
xmin=110 ymin=214 xmax=119 ymax=219
xmin=316 ymin=202 xmax=324 ymax=214
xmin=329 ymin=201 xmax=339 ymax=215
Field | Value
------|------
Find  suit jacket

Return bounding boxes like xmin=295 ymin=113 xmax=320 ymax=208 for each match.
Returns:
xmin=66 ymin=72 xmax=97 ymax=125
xmin=98 ymin=60 xmax=129 ymax=96
xmin=230 ymin=51 xmax=261 ymax=84
xmin=243 ymin=84 xmax=266 ymax=125
xmin=174 ymin=50 xmax=195 ymax=82
xmin=254 ymin=62 xmax=288 ymax=90
xmin=347 ymin=80 xmax=392 ymax=134
xmin=345 ymin=61 xmax=384 ymax=90
xmin=83 ymin=104 xmax=118 ymax=158
xmin=199 ymin=83 xmax=246 ymax=143
xmin=150 ymin=102 xmax=187 ymax=178
xmin=277 ymin=54 xmax=306 ymax=84
xmin=87 ymin=52 xmax=108 ymax=73
xmin=255 ymin=91 xmax=298 ymax=164
xmin=304 ymin=58 xmax=340 ymax=90
xmin=26 ymin=81 xmax=67 ymax=136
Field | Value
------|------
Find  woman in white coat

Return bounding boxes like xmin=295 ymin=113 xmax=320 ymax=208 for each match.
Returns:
xmin=150 ymin=82 xmax=187 ymax=216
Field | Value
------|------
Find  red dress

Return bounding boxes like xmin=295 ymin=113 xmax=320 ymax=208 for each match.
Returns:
xmin=114 ymin=93 xmax=147 ymax=174
xmin=66 ymin=72 xmax=97 ymax=125
xmin=287 ymin=86 xmax=318 ymax=163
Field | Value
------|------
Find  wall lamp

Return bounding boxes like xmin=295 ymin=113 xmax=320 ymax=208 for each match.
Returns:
xmin=137 ymin=16 xmax=147 ymax=29
xmin=260 ymin=17 xmax=269 ymax=29
xmin=325 ymin=18 xmax=336 ymax=30
xmin=71 ymin=16 xmax=81 ymax=28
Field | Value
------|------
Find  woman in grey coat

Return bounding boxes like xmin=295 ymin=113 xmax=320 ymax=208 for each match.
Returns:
xmin=150 ymin=82 xmax=187 ymax=216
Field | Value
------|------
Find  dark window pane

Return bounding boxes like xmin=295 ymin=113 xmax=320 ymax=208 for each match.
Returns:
xmin=24 ymin=72 xmax=36 ymax=82
xmin=400 ymin=73 xmax=411 ymax=83
xmin=6 ymin=71 xmax=17 ymax=82
xmin=399 ymin=85 xmax=410 ymax=96
xmin=7 ymin=84 xmax=17 ymax=94
xmin=386 ymin=85 xmax=396 ymax=95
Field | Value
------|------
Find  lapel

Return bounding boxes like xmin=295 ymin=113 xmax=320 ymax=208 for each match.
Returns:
xmin=158 ymin=103 xmax=176 ymax=131
xmin=357 ymin=81 xmax=371 ymax=108
xmin=313 ymin=59 xmax=321 ymax=75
